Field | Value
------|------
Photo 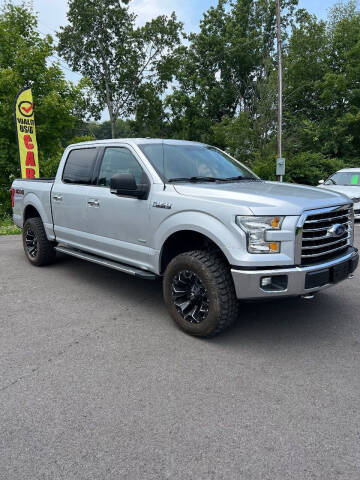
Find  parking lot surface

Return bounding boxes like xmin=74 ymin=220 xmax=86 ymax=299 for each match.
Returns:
xmin=1 ymin=230 xmax=360 ymax=480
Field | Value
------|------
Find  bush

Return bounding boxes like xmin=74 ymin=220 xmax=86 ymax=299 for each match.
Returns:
xmin=284 ymin=153 xmax=346 ymax=185
xmin=0 ymin=187 xmax=11 ymax=218
xmin=0 ymin=216 xmax=21 ymax=235
xmin=252 ymin=152 xmax=358 ymax=185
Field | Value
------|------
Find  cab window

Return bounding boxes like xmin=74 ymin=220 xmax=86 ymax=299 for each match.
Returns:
xmin=62 ymin=148 xmax=97 ymax=184
xmin=98 ymin=148 xmax=144 ymax=187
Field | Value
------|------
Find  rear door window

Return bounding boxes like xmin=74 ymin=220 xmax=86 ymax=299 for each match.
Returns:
xmin=62 ymin=148 xmax=97 ymax=184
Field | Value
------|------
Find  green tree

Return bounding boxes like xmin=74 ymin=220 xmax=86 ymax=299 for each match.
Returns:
xmin=57 ymin=0 xmax=183 ymax=138
xmin=88 ymin=119 xmax=134 ymax=139
xmin=284 ymin=1 xmax=360 ymax=162
xmin=283 ymin=10 xmax=328 ymax=154
xmin=167 ymin=0 xmax=298 ymax=145
xmin=0 ymin=2 xmax=89 ymax=216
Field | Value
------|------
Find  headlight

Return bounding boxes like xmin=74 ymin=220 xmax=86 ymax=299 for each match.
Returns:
xmin=236 ymin=216 xmax=284 ymax=254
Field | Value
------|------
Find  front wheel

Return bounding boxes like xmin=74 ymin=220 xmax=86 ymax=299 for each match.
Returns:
xmin=163 ymin=250 xmax=239 ymax=337
xmin=23 ymin=217 xmax=56 ymax=266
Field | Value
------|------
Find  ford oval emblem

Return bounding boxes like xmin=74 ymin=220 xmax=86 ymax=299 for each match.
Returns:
xmin=327 ymin=223 xmax=346 ymax=237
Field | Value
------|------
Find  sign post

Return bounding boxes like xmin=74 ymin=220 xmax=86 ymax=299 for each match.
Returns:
xmin=14 ymin=87 xmax=39 ymax=179
xmin=276 ymin=157 xmax=286 ymax=177
xmin=276 ymin=0 xmax=284 ymax=182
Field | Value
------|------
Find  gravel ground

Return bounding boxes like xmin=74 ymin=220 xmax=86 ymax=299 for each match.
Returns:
xmin=1 ymin=230 xmax=360 ymax=480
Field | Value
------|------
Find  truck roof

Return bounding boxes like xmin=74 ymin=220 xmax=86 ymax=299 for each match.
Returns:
xmin=68 ymin=138 xmax=207 ymax=148
xmin=338 ymin=168 xmax=360 ymax=172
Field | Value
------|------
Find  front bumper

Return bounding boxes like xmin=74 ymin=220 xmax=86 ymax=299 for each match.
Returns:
xmin=231 ymin=248 xmax=359 ymax=300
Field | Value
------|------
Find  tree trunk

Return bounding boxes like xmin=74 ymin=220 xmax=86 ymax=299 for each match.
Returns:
xmin=100 ymin=45 xmax=116 ymax=139
xmin=110 ymin=115 xmax=116 ymax=139
xmin=107 ymin=105 xmax=116 ymax=139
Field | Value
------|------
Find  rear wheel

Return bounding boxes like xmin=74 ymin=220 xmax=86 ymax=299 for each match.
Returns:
xmin=23 ymin=217 xmax=56 ymax=266
xmin=163 ymin=250 xmax=239 ymax=337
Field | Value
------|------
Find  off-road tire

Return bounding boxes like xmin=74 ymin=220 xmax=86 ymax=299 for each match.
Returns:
xmin=163 ymin=250 xmax=239 ymax=337
xmin=23 ymin=217 xmax=56 ymax=266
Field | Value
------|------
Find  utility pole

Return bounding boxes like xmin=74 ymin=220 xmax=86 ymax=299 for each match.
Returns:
xmin=276 ymin=0 xmax=285 ymax=182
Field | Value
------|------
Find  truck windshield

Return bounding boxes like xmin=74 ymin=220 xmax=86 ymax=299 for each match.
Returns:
xmin=138 ymin=143 xmax=258 ymax=183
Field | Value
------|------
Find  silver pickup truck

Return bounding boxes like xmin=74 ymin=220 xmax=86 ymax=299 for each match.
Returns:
xmin=11 ymin=139 xmax=359 ymax=337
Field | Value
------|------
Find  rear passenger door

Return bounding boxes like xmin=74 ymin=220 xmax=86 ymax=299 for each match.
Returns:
xmin=52 ymin=147 xmax=98 ymax=249
xmin=85 ymin=146 xmax=152 ymax=269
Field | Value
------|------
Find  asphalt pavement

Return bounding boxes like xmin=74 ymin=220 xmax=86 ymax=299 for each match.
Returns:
xmin=1 ymin=230 xmax=360 ymax=480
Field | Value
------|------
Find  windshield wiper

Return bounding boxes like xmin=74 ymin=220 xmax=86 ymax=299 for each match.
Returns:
xmin=168 ymin=176 xmax=219 ymax=183
xmin=219 ymin=176 xmax=259 ymax=182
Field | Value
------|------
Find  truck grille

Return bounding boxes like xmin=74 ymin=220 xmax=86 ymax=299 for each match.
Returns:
xmin=299 ymin=205 xmax=353 ymax=265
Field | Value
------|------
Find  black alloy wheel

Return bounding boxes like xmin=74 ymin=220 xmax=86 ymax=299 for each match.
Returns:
xmin=172 ymin=270 xmax=209 ymax=324
xmin=25 ymin=226 xmax=38 ymax=258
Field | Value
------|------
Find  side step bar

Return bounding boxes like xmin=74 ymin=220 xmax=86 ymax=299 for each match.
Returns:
xmin=55 ymin=246 xmax=157 ymax=280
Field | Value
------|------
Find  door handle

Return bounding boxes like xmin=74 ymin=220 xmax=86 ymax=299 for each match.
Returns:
xmin=53 ymin=195 xmax=63 ymax=201
xmin=88 ymin=199 xmax=100 ymax=207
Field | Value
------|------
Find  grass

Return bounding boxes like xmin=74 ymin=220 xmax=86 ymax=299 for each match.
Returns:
xmin=0 ymin=216 xmax=21 ymax=235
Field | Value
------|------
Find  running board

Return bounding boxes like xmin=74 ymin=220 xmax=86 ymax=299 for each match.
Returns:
xmin=55 ymin=246 xmax=157 ymax=280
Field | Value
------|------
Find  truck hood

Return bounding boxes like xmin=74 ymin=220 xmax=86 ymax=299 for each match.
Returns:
xmin=173 ymin=181 xmax=351 ymax=215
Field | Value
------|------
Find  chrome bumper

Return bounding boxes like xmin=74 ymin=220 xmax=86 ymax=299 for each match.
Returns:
xmin=231 ymin=248 xmax=359 ymax=300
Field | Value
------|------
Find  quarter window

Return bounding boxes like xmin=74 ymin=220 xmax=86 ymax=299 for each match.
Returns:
xmin=98 ymin=148 xmax=144 ymax=187
xmin=63 ymin=148 xmax=97 ymax=184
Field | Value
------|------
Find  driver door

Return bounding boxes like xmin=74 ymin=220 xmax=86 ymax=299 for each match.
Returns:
xmin=85 ymin=146 xmax=152 ymax=269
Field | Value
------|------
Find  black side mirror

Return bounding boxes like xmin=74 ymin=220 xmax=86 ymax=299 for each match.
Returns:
xmin=110 ymin=173 xmax=149 ymax=199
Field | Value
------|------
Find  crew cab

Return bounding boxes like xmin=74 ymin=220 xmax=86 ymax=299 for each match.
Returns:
xmin=11 ymin=139 xmax=359 ymax=337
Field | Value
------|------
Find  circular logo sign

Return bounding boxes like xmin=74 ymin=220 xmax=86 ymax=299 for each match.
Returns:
xmin=18 ymin=101 xmax=33 ymax=118
xmin=327 ymin=223 xmax=346 ymax=238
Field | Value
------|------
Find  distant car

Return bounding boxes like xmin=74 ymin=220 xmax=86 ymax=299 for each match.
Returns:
xmin=319 ymin=168 xmax=360 ymax=219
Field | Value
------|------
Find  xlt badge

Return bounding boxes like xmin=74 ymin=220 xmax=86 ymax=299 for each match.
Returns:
xmin=153 ymin=201 xmax=172 ymax=210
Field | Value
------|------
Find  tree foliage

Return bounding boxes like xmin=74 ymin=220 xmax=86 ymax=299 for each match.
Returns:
xmin=283 ymin=3 xmax=360 ymax=161
xmin=162 ymin=0 xmax=360 ymax=185
xmin=57 ymin=0 xmax=183 ymax=138
xmin=166 ymin=0 xmax=297 ymax=143
xmin=0 ymin=2 xmax=89 ymax=216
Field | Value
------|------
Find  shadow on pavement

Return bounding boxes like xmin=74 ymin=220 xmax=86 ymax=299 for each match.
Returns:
xmin=54 ymin=252 xmax=351 ymax=349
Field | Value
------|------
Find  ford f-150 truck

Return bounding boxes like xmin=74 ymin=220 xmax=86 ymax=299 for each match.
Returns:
xmin=11 ymin=139 xmax=359 ymax=337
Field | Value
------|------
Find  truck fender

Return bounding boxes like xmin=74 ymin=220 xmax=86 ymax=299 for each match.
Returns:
xmin=23 ymin=193 xmax=55 ymax=241
xmin=154 ymin=211 xmax=245 ymax=268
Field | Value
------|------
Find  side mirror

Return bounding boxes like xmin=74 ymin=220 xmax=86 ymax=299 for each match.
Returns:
xmin=318 ymin=179 xmax=325 ymax=185
xmin=110 ymin=173 xmax=149 ymax=199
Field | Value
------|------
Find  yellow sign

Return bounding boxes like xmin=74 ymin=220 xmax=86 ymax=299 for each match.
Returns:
xmin=14 ymin=87 xmax=39 ymax=178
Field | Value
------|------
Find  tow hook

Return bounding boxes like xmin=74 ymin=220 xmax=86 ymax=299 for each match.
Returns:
xmin=301 ymin=294 xmax=316 ymax=300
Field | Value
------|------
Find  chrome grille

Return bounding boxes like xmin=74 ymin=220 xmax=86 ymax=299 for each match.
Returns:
xmin=298 ymin=205 xmax=353 ymax=265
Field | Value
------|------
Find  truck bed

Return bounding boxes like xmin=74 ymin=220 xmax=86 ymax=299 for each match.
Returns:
xmin=12 ymin=178 xmax=55 ymax=233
